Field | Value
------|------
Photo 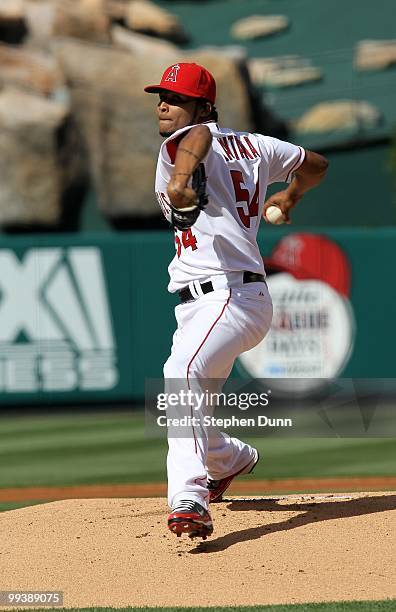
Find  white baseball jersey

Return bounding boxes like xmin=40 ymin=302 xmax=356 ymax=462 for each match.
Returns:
xmin=155 ymin=122 xmax=305 ymax=293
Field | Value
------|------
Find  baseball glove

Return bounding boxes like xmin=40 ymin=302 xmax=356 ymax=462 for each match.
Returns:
xmin=171 ymin=163 xmax=208 ymax=231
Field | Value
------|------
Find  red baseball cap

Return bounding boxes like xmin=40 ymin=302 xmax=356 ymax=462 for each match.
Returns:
xmin=144 ymin=62 xmax=216 ymax=105
xmin=264 ymin=233 xmax=351 ymax=297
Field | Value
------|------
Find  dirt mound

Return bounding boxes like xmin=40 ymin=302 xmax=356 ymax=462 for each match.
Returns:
xmin=1 ymin=492 xmax=395 ymax=608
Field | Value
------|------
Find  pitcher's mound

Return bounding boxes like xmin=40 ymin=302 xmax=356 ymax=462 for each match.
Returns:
xmin=1 ymin=492 xmax=395 ymax=608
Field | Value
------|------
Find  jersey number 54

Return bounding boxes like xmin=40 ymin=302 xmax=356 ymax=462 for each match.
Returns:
xmin=175 ymin=229 xmax=198 ymax=257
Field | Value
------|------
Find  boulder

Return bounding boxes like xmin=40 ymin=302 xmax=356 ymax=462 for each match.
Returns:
xmin=53 ymin=38 xmax=253 ymax=219
xmin=0 ymin=87 xmax=83 ymax=226
xmin=248 ymin=56 xmax=322 ymax=88
xmin=24 ymin=0 xmax=56 ymax=45
xmin=125 ymin=0 xmax=188 ymax=44
xmin=294 ymin=100 xmax=381 ymax=133
xmin=231 ymin=15 xmax=289 ymax=40
xmin=0 ymin=43 xmax=64 ymax=96
xmin=111 ymin=24 xmax=178 ymax=62
xmin=105 ymin=0 xmax=129 ymax=22
xmin=0 ymin=0 xmax=28 ymax=44
xmin=355 ymin=39 xmax=396 ymax=71
xmin=52 ymin=0 xmax=110 ymax=43
xmin=264 ymin=66 xmax=321 ymax=87
xmin=0 ymin=0 xmax=25 ymax=19
xmin=54 ymin=38 xmax=162 ymax=219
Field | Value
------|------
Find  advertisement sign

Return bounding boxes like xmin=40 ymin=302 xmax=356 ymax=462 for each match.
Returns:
xmin=0 ymin=247 xmax=118 ymax=394
xmin=238 ymin=234 xmax=356 ymax=395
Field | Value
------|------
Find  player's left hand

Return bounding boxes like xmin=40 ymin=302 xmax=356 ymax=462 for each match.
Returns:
xmin=263 ymin=190 xmax=301 ymax=224
xmin=167 ymin=178 xmax=198 ymax=210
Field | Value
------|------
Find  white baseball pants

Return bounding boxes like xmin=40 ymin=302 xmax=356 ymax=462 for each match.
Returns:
xmin=163 ymin=281 xmax=273 ymax=509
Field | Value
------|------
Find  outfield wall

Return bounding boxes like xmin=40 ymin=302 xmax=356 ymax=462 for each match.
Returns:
xmin=0 ymin=228 xmax=395 ymax=405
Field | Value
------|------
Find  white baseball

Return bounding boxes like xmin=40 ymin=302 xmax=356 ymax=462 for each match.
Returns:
xmin=265 ymin=205 xmax=285 ymax=225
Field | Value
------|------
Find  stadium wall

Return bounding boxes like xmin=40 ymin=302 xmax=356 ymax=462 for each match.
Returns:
xmin=0 ymin=228 xmax=394 ymax=405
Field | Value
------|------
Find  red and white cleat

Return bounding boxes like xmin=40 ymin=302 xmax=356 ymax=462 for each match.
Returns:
xmin=208 ymin=449 xmax=260 ymax=503
xmin=168 ymin=500 xmax=213 ymax=539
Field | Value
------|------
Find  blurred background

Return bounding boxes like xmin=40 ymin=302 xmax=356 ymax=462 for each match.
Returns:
xmin=0 ymin=0 xmax=395 ymax=511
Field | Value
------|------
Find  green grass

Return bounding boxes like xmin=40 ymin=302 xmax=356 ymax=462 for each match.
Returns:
xmin=0 ymin=411 xmax=395 ymax=488
xmin=0 ymin=500 xmax=45 ymax=513
xmin=12 ymin=600 xmax=396 ymax=611
xmin=0 ymin=412 xmax=166 ymax=487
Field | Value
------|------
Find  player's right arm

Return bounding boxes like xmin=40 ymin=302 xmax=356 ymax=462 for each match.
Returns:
xmin=263 ymin=149 xmax=328 ymax=223
xmin=285 ymin=150 xmax=328 ymax=201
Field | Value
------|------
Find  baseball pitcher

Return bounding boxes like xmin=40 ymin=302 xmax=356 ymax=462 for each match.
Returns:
xmin=145 ymin=62 xmax=328 ymax=539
